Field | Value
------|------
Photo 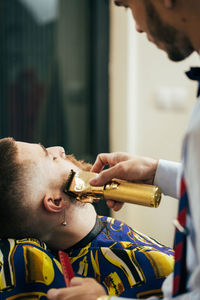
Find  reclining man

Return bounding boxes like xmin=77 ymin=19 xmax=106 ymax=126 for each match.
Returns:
xmin=0 ymin=137 xmax=173 ymax=299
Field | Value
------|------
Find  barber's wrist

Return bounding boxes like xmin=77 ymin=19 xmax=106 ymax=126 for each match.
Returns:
xmin=97 ymin=296 xmax=111 ymax=300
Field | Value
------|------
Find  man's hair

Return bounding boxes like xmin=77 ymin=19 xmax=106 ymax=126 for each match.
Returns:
xmin=0 ymin=137 xmax=27 ymax=238
xmin=0 ymin=141 xmax=92 ymax=238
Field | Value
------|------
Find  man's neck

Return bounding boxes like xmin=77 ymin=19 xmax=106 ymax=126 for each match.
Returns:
xmin=42 ymin=203 xmax=97 ymax=251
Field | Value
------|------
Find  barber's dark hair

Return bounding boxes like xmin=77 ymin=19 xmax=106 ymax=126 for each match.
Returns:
xmin=0 ymin=137 xmax=26 ymax=238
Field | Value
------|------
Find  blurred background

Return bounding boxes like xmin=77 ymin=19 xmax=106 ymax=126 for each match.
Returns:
xmin=0 ymin=0 xmax=110 ymax=215
xmin=0 ymin=0 xmax=199 ymax=247
xmin=109 ymin=2 xmax=199 ymax=247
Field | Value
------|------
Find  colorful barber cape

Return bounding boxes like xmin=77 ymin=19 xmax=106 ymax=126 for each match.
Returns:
xmin=0 ymin=238 xmax=65 ymax=299
xmin=66 ymin=216 xmax=174 ymax=299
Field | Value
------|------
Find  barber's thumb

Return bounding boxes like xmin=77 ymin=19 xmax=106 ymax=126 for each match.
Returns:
xmin=89 ymin=173 xmax=101 ymax=186
xmin=47 ymin=289 xmax=58 ymax=299
xmin=90 ymin=172 xmax=111 ymax=186
xmin=90 ymin=168 xmax=117 ymax=186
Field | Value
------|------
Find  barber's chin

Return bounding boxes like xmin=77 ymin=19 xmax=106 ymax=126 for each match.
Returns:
xmin=167 ymin=50 xmax=193 ymax=62
xmin=165 ymin=43 xmax=194 ymax=62
xmin=153 ymin=41 xmax=181 ymax=61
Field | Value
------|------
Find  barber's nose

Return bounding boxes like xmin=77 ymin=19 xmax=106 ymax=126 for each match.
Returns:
xmin=135 ymin=24 xmax=144 ymax=33
xmin=47 ymin=146 xmax=66 ymax=159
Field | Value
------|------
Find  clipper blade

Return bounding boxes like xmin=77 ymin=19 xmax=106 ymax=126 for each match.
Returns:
xmin=64 ymin=169 xmax=77 ymax=198
xmin=63 ymin=170 xmax=103 ymax=203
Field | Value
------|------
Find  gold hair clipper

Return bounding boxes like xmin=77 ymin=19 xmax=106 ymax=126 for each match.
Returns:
xmin=64 ymin=170 xmax=162 ymax=208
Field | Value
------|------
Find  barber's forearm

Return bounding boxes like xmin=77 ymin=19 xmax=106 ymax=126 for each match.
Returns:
xmin=154 ymin=159 xmax=181 ymax=199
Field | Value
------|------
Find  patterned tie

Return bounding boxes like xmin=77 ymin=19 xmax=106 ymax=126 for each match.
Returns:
xmin=172 ymin=175 xmax=189 ymax=297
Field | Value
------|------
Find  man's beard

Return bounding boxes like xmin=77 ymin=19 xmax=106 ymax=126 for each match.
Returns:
xmin=69 ymin=195 xmax=87 ymax=206
xmin=63 ymin=154 xmax=92 ymax=206
xmin=144 ymin=1 xmax=194 ymax=62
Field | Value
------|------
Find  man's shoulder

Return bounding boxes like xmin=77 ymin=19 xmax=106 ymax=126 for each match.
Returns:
xmin=0 ymin=237 xmax=47 ymax=248
xmin=0 ymin=238 xmax=65 ymax=297
xmin=95 ymin=216 xmax=173 ymax=253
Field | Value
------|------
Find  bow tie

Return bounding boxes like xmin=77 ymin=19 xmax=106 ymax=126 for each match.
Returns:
xmin=185 ymin=67 xmax=200 ymax=97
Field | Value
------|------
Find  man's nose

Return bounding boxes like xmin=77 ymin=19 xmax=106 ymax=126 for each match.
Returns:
xmin=135 ymin=24 xmax=144 ymax=33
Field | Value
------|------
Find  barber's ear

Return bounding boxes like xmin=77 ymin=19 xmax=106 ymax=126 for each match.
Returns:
xmin=43 ymin=194 xmax=67 ymax=213
xmin=164 ymin=0 xmax=175 ymax=9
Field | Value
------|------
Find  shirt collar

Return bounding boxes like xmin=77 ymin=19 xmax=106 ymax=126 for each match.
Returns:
xmin=185 ymin=67 xmax=200 ymax=97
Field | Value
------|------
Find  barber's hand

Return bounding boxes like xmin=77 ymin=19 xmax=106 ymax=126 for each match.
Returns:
xmin=90 ymin=152 xmax=158 ymax=211
xmin=47 ymin=277 xmax=107 ymax=300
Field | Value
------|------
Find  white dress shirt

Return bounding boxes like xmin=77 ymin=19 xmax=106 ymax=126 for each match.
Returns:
xmin=110 ymin=99 xmax=200 ymax=299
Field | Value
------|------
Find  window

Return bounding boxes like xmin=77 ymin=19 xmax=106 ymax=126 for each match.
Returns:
xmin=0 ymin=0 xmax=110 ymax=215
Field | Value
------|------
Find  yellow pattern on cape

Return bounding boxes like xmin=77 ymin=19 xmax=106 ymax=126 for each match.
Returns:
xmin=23 ymin=245 xmax=55 ymax=285
xmin=101 ymin=247 xmax=143 ymax=287
xmin=140 ymin=248 xmax=174 ymax=279
xmin=90 ymin=250 xmax=101 ymax=282
xmin=103 ymin=272 xmax=125 ymax=296
xmin=6 ymin=292 xmax=46 ymax=299
xmin=77 ymin=256 xmax=88 ymax=277
xmin=70 ymin=243 xmax=91 ymax=264
xmin=0 ymin=239 xmax=16 ymax=291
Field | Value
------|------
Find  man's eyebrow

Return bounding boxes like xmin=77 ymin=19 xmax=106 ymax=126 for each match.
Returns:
xmin=39 ymin=143 xmax=48 ymax=156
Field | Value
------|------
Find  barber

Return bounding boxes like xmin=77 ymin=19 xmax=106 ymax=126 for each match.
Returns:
xmin=47 ymin=0 xmax=200 ymax=299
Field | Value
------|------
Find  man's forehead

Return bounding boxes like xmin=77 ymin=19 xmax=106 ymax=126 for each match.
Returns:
xmin=15 ymin=141 xmax=43 ymax=161
xmin=16 ymin=141 xmax=41 ymax=151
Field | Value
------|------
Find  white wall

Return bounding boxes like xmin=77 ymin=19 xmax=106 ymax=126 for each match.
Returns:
xmin=109 ymin=2 xmax=199 ymax=247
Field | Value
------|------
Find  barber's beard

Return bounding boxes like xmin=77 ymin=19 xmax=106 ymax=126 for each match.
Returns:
xmin=145 ymin=2 xmax=194 ymax=61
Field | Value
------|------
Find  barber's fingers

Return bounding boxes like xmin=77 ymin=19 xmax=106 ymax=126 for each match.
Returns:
xmin=91 ymin=153 xmax=112 ymax=173
xmin=47 ymin=279 xmax=85 ymax=300
xmin=70 ymin=277 xmax=85 ymax=286
xmin=47 ymin=278 xmax=106 ymax=300
xmin=47 ymin=288 xmax=71 ymax=299
xmin=91 ymin=155 xmax=158 ymax=186
xmin=106 ymin=200 xmax=124 ymax=211
xmin=47 ymin=286 xmax=86 ymax=300
xmin=90 ymin=162 xmax=129 ymax=186
xmin=91 ymin=152 xmax=131 ymax=173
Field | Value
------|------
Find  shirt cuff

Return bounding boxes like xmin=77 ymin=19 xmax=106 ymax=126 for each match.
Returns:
xmin=154 ymin=159 xmax=182 ymax=199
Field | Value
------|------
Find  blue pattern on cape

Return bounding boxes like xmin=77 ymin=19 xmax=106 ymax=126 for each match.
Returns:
xmin=0 ymin=238 xmax=65 ymax=299
xmin=68 ymin=216 xmax=174 ymax=299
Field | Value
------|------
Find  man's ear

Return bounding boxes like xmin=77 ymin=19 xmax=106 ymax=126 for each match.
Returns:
xmin=43 ymin=194 xmax=67 ymax=213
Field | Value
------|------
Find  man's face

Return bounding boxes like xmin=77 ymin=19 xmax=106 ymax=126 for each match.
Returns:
xmin=16 ymin=141 xmax=80 ymax=198
xmin=114 ymin=0 xmax=194 ymax=61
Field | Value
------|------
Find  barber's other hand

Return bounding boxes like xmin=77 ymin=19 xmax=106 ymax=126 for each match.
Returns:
xmin=47 ymin=277 xmax=107 ymax=300
xmin=90 ymin=152 xmax=158 ymax=211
